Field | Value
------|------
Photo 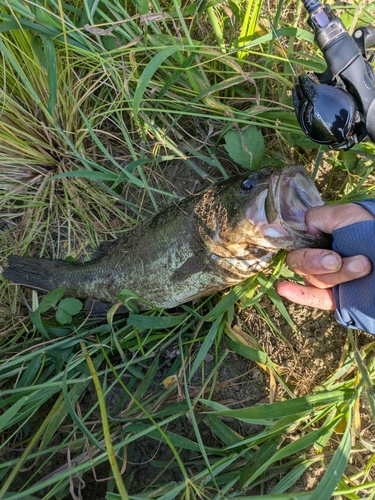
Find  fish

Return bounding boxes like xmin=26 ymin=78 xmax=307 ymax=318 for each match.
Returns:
xmin=2 ymin=165 xmax=331 ymax=311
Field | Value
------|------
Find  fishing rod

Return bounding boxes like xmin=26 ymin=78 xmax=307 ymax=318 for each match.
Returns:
xmin=293 ymin=0 xmax=375 ymax=150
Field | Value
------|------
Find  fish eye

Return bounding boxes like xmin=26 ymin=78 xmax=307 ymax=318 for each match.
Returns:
xmin=241 ymin=178 xmax=255 ymax=191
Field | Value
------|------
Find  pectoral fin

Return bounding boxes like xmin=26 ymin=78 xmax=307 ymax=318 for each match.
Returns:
xmin=170 ymin=255 xmax=207 ymax=282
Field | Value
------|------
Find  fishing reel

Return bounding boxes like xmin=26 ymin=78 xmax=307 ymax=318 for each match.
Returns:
xmin=293 ymin=0 xmax=375 ymax=150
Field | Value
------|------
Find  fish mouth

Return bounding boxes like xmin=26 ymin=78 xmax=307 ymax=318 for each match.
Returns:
xmin=272 ymin=165 xmax=324 ymax=232
xmin=245 ymin=165 xmax=327 ymax=249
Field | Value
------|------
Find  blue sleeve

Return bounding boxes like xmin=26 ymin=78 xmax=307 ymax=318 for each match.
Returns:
xmin=332 ymin=199 xmax=375 ymax=334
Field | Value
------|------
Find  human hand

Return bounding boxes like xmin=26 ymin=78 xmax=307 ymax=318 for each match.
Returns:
xmin=277 ymin=204 xmax=374 ymax=310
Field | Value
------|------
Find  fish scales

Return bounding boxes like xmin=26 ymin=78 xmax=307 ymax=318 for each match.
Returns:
xmin=2 ymin=166 xmax=331 ymax=311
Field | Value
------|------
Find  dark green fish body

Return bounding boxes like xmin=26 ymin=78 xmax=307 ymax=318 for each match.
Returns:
xmin=2 ymin=166 xmax=330 ymax=310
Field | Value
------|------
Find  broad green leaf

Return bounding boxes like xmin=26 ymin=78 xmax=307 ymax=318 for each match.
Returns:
xmin=224 ymin=126 xmax=264 ymax=170
xmin=286 ymin=132 xmax=325 ymax=150
xmin=58 ymin=297 xmax=83 ymax=316
xmin=55 ymin=309 xmax=72 ymax=325
xmin=37 ymin=287 xmax=66 ymax=313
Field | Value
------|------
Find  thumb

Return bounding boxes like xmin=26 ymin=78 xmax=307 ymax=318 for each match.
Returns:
xmin=305 ymin=204 xmax=375 ymax=236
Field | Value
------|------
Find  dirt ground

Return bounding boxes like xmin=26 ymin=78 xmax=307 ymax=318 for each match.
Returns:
xmin=75 ymin=298 xmax=375 ymax=499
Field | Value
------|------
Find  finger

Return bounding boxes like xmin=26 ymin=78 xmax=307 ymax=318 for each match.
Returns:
xmin=286 ymin=249 xmax=342 ymax=276
xmin=277 ymin=282 xmax=335 ymax=310
xmin=300 ymin=254 xmax=372 ymax=289
xmin=305 ymin=204 xmax=375 ymax=236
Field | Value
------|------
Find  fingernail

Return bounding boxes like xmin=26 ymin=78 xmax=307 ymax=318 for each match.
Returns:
xmin=348 ymin=256 xmax=366 ymax=273
xmin=321 ymin=254 xmax=340 ymax=271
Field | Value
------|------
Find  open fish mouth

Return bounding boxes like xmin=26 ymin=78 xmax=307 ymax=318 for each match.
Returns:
xmin=272 ymin=165 xmax=324 ymax=231
xmin=245 ymin=165 xmax=327 ymax=249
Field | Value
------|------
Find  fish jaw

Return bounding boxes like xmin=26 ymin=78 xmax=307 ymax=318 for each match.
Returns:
xmin=244 ymin=165 xmax=331 ymax=250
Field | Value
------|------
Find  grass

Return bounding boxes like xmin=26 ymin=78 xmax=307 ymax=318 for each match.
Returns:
xmin=0 ymin=0 xmax=375 ymax=498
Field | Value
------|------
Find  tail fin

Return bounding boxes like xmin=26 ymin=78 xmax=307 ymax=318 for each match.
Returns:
xmin=2 ymin=255 xmax=68 ymax=293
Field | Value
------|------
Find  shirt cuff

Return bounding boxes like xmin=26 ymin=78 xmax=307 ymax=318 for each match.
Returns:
xmin=333 ymin=199 xmax=375 ymax=334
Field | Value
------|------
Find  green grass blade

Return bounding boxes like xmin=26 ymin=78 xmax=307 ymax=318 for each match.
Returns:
xmin=188 ymin=315 xmax=224 ymax=382
xmin=270 ymin=460 xmax=318 ymax=494
xmin=81 ymin=342 xmax=129 ymax=499
xmin=310 ymin=413 xmax=352 ymax=500
xmin=133 ymin=45 xmax=185 ymax=120
xmin=242 ymin=417 xmax=341 ymax=487
xmin=43 ymin=34 xmax=57 ymax=115
xmin=210 ymin=390 xmax=354 ymax=421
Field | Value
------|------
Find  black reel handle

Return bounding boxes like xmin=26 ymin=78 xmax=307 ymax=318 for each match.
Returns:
xmin=293 ymin=0 xmax=375 ymax=150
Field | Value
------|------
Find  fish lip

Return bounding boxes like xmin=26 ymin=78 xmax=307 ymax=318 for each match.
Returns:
xmin=244 ymin=165 xmax=328 ymax=249
xmin=271 ymin=165 xmax=323 ymax=224
xmin=267 ymin=165 xmax=326 ymax=245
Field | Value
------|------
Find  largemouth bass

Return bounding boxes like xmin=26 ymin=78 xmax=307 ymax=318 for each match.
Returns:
xmin=2 ymin=165 xmax=330 ymax=310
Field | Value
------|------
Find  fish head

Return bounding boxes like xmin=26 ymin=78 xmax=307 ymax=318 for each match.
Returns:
xmin=196 ymin=165 xmax=331 ymax=261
